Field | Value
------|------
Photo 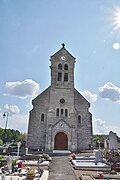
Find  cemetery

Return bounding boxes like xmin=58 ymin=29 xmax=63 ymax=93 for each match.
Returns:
xmin=0 ymin=153 xmax=51 ymax=180
xmin=0 ymin=131 xmax=120 ymax=179
xmin=71 ymin=131 xmax=120 ymax=179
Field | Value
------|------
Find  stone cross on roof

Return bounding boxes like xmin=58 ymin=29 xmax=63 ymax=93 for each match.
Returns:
xmin=62 ymin=43 xmax=65 ymax=48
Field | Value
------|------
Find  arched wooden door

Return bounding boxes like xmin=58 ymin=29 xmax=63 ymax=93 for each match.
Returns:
xmin=54 ymin=132 xmax=68 ymax=150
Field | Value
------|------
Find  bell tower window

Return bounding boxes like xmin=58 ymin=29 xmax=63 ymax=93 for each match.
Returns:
xmin=64 ymin=73 xmax=68 ymax=81
xmin=64 ymin=64 xmax=68 ymax=70
xmin=58 ymin=72 xmax=62 ymax=81
xmin=58 ymin=64 xmax=62 ymax=70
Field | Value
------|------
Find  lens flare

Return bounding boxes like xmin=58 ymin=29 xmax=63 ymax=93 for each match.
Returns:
xmin=112 ymin=42 xmax=120 ymax=50
xmin=113 ymin=7 xmax=120 ymax=30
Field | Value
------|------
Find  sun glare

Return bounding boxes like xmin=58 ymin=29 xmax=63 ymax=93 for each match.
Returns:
xmin=112 ymin=7 xmax=120 ymax=30
xmin=112 ymin=42 xmax=120 ymax=50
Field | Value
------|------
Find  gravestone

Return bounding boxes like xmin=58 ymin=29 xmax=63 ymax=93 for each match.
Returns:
xmin=103 ymin=139 xmax=109 ymax=159
xmin=95 ymin=150 xmax=102 ymax=165
xmin=109 ymin=131 xmax=118 ymax=152
xmin=6 ymin=156 xmax=12 ymax=173
xmin=104 ymin=139 xmax=109 ymax=149
xmin=26 ymin=147 xmax=28 ymax=155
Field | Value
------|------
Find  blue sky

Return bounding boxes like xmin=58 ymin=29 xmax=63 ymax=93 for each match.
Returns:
xmin=0 ymin=0 xmax=120 ymax=136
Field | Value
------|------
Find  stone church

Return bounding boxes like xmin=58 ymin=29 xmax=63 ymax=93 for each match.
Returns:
xmin=27 ymin=44 xmax=93 ymax=152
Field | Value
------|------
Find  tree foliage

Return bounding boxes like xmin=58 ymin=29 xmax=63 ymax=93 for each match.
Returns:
xmin=93 ymin=134 xmax=108 ymax=144
xmin=0 ymin=128 xmax=26 ymax=145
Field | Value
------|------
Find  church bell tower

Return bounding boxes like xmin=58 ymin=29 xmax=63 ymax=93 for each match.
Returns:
xmin=50 ymin=43 xmax=76 ymax=90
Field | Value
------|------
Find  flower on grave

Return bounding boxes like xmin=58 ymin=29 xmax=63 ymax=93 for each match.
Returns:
xmin=98 ymin=173 xmax=104 ymax=179
xmin=26 ymin=169 xmax=35 ymax=180
xmin=27 ymin=169 xmax=35 ymax=176
xmin=16 ymin=160 xmax=24 ymax=168
xmin=70 ymin=153 xmax=76 ymax=159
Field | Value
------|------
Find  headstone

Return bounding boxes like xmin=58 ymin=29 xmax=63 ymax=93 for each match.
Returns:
xmin=103 ymin=139 xmax=109 ymax=159
xmin=95 ymin=150 xmax=102 ymax=165
xmin=104 ymin=139 xmax=108 ymax=149
xmin=26 ymin=147 xmax=28 ymax=155
xmin=17 ymin=141 xmax=21 ymax=156
xmin=6 ymin=156 xmax=12 ymax=173
xmin=109 ymin=131 xmax=118 ymax=152
xmin=97 ymin=140 xmax=101 ymax=150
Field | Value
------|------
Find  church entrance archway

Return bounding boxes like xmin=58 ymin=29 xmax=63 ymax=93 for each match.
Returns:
xmin=54 ymin=132 xmax=68 ymax=150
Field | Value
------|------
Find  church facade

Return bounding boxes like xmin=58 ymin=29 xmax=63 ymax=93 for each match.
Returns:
xmin=27 ymin=44 xmax=93 ymax=152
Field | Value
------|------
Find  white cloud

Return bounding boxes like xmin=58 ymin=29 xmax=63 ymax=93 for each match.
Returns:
xmin=4 ymin=104 xmax=20 ymax=115
xmin=93 ymin=118 xmax=109 ymax=134
xmin=25 ymin=98 xmax=33 ymax=110
xmin=81 ymin=90 xmax=97 ymax=103
xmin=0 ymin=113 xmax=28 ymax=133
xmin=99 ymin=82 xmax=120 ymax=103
xmin=4 ymin=79 xmax=40 ymax=99
xmin=93 ymin=118 xmax=120 ymax=136
xmin=112 ymin=42 xmax=120 ymax=50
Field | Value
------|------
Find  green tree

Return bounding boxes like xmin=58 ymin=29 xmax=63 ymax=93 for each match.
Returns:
xmin=0 ymin=139 xmax=3 ymax=146
xmin=18 ymin=133 xmax=27 ymax=142
xmin=0 ymin=128 xmax=25 ymax=144
xmin=93 ymin=135 xmax=108 ymax=145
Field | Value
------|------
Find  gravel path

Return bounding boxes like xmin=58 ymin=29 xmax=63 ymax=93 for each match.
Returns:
xmin=49 ymin=156 xmax=78 ymax=180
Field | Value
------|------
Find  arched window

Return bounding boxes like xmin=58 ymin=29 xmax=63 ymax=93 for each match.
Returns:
xmin=78 ymin=115 xmax=81 ymax=124
xmin=64 ymin=64 xmax=68 ymax=70
xmin=64 ymin=73 xmax=68 ymax=81
xmin=58 ymin=72 xmax=62 ymax=81
xmin=58 ymin=64 xmax=62 ymax=70
xmin=61 ymin=108 xmax=64 ymax=115
xmin=65 ymin=109 xmax=68 ymax=117
xmin=56 ymin=108 xmax=59 ymax=116
xmin=41 ymin=113 xmax=44 ymax=121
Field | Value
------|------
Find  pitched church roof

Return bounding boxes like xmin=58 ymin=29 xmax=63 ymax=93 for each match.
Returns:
xmin=50 ymin=43 xmax=76 ymax=60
